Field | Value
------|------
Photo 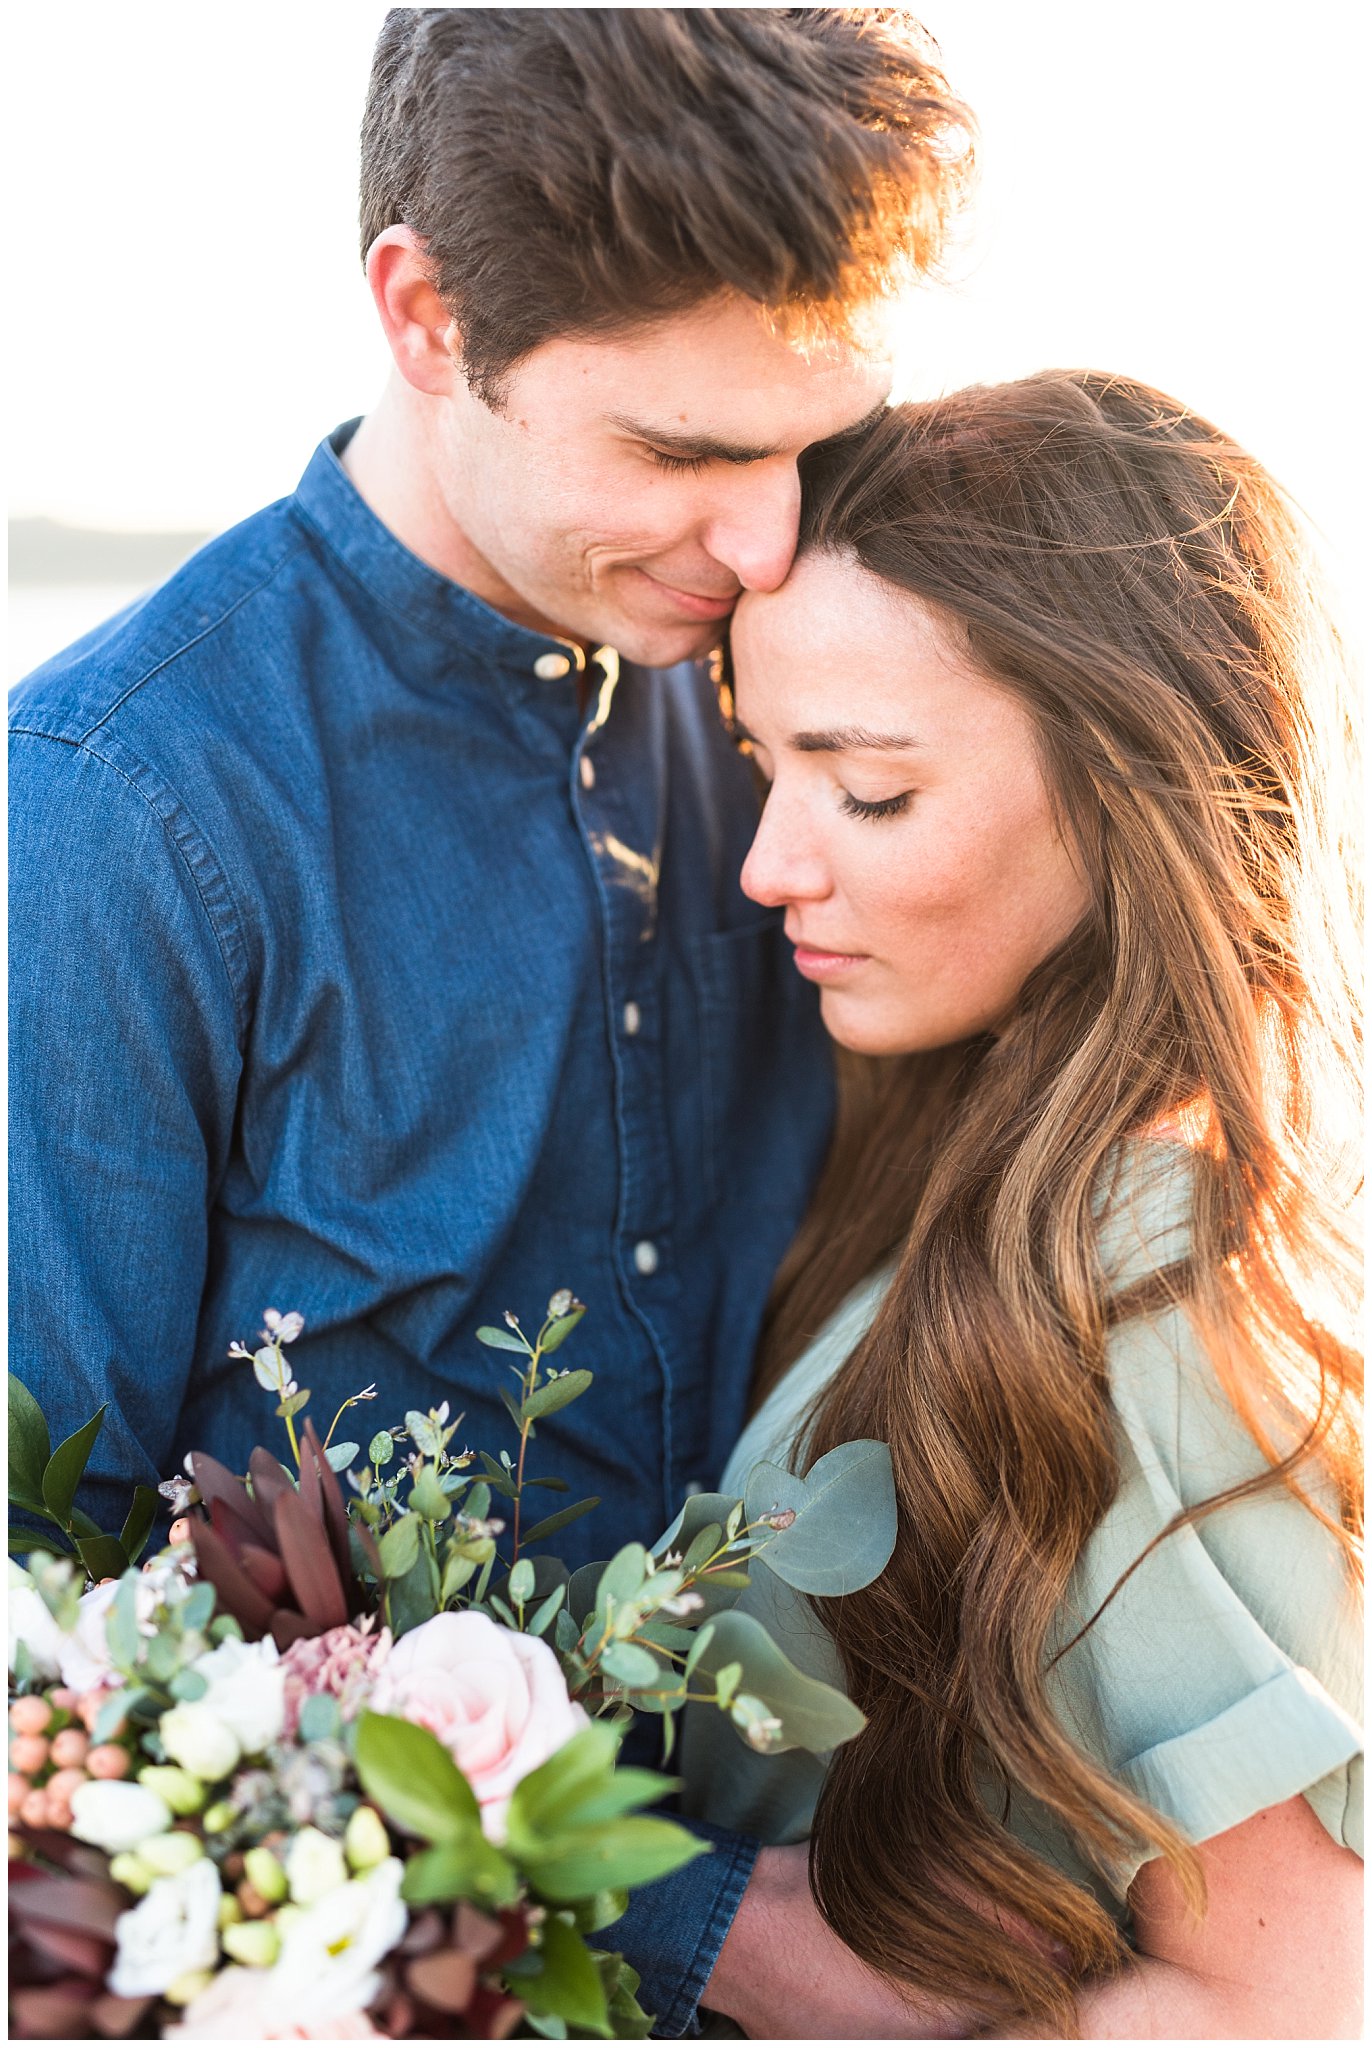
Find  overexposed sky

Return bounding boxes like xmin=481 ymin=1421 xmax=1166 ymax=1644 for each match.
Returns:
xmin=6 ymin=2 xmax=1367 ymax=638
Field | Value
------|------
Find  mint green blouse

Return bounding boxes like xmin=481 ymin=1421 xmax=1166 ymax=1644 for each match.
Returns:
xmin=683 ymin=1143 xmax=1362 ymax=1916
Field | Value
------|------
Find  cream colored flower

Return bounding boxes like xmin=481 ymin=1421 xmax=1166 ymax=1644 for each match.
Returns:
xmin=109 ymin=1857 xmax=222 ymax=1996
xmin=367 ymin=1610 xmax=588 ymax=1842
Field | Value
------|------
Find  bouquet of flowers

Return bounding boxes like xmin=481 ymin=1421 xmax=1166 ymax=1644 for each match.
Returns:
xmin=8 ymin=1294 xmax=891 ymax=2040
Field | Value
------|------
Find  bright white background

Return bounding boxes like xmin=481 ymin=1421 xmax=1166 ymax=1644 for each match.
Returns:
xmin=6 ymin=1 xmax=1368 ymax=671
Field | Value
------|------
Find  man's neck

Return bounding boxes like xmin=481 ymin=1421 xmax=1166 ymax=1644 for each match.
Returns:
xmin=341 ymin=379 xmax=571 ymax=647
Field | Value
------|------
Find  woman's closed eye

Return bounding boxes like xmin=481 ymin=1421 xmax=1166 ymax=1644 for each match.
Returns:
xmin=839 ymin=788 xmax=913 ymax=821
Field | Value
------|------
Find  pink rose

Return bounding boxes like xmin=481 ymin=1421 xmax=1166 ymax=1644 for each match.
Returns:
xmin=368 ymin=1611 xmax=588 ymax=1841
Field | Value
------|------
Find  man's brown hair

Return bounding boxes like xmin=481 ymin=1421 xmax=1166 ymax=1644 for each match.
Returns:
xmin=360 ymin=7 xmax=973 ymax=403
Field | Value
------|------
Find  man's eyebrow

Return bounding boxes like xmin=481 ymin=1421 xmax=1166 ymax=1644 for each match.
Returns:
xmin=606 ymin=411 xmax=782 ymax=465
xmin=730 ymin=716 xmax=921 ymax=754
xmin=606 ymin=396 xmax=890 ymax=468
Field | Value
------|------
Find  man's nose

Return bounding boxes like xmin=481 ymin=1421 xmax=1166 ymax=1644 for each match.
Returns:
xmin=740 ymin=785 xmax=831 ymax=909
xmin=704 ymin=463 xmax=802 ymax=594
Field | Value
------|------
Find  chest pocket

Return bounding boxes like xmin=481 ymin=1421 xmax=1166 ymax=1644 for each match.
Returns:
xmin=689 ymin=917 xmax=834 ymax=1210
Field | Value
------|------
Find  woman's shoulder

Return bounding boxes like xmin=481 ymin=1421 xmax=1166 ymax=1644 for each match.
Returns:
xmin=1091 ymin=1133 xmax=1197 ymax=1295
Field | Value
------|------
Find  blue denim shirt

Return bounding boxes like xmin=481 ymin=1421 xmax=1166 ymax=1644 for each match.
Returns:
xmin=9 ymin=422 xmax=834 ymax=2032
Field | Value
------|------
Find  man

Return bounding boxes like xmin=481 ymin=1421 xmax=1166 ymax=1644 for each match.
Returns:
xmin=10 ymin=10 xmax=970 ymax=2032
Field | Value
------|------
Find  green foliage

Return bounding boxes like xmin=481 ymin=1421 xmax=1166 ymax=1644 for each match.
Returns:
xmin=523 ymin=1369 xmax=593 ymax=1421
xmin=688 ymin=1608 xmax=867 ymax=1753
xmin=355 ymin=1710 xmax=483 ymax=1841
xmin=520 ymin=1497 xmax=599 ymax=1549
xmin=745 ymin=1439 xmax=896 ymax=1596
xmin=505 ymin=1724 xmax=707 ymax=1906
xmin=508 ymin=1912 xmax=609 ymax=2034
xmin=476 ymin=1324 xmax=529 ymax=1353
xmin=41 ymin=1408 xmax=106 ymax=1525
xmin=8 ymin=1373 xmax=51 ymax=1514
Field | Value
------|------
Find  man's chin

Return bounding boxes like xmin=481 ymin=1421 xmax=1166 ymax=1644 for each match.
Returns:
xmin=611 ymin=615 xmax=725 ymax=671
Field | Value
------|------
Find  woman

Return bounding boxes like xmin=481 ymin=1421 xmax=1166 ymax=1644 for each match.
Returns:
xmin=698 ymin=371 xmax=1363 ymax=2037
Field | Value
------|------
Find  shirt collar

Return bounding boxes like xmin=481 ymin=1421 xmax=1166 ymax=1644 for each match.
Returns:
xmin=291 ymin=420 xmax=583 ymax=687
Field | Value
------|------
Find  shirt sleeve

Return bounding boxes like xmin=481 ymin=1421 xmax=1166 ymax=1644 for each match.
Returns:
xmin=603 ymin=1814 xmax=759 ymax=2038
xmin=1048 ymin=1175 xmax=1363 ymax=1887
xmin=8 ymin=729 xmax=244 ymax=1527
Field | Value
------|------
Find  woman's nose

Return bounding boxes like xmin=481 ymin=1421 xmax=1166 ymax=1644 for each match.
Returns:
xmin=740 ymin=787 xmax=831 ymax=909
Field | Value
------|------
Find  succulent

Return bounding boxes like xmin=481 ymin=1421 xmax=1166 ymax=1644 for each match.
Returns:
xmin=187 ymin=1423 xmax=379 ymax=1650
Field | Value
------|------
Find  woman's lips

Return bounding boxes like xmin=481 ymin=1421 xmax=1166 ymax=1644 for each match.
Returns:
xmin=791 ymin=943 xmax=868 ymax=983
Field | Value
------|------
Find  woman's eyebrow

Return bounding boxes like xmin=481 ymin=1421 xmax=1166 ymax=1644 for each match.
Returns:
xmin=790 ymin=724 xmax=923 ymax=753
xmin=728 ymin=715 xmax=921 ymax=754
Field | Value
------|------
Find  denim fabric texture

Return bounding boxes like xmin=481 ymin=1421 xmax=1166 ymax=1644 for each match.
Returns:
xmin=8 ymin=421 xmax=834 ymax=2029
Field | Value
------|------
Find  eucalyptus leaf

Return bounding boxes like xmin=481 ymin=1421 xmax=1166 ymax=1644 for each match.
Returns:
xmin=684 ymin=1622 xmax=716 ymax=1677
xmin=523 ymin=1370 xmax=593 ymax=1422
xmin=93 ymin=1686 xmax=140 ymax=1744
xmin=528 ymin=1583 xmax=567 ymax=1636
xmin=595 ymin=1543 xmax=650 ymax=1623
xmin=298 ymin=1691 xmax=343 ymax=1743
xmin=324 ymin=1441 xmax=360 ymax=1474
xmin=745 ymin=1440 xmax=897 ymax=1596
xmin=409 ymin=1466 xmax=450 ymax=1520
xmin=690 ymin=1607 xmax=867 ymax=1754
xmin=509 ymin=1556 xmax=536 ymax=1605
xmin=500 ymin=1386 xmax=528 ymax=1435
xmin=182 ymin=1581 xmax=217 ymax=1633
xmin=168 ymin=1668 xmax=208 ymax=1703
xmin=476 ymin=1325 xmax=530 ymax=1353
xmin=538 ymin=1306 xmax=588 ymax=1357
xmin=378 ymin=1515 xmax=421 ymax=1579
xmin=275 ymin=1388 xmax=311 ymax=1419
xmin=368 ymin=1430 xmax=395 ymax=1467
xmin=106 ymin=1572 xmax=143 ymax=1671
xmin=598 ymin=1640 xmax=662 ymax=1689
xmin=387 ymin=1545 xmax=440 ymax=1635
xmin=441 ymin=1553 xmax=478 ymax=1602
xmin=521 ymin=1497 xmax=599 ymax=1549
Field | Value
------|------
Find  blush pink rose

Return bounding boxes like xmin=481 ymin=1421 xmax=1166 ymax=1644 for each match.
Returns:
xmin=368 ymin=1611 xmax=588 ymax=1841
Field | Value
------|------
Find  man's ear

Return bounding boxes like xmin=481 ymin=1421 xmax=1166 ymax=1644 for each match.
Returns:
xmin=364 ymin=225 xmax=463 ymax=398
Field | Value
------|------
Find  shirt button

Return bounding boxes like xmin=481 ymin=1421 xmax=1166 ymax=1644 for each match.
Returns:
xmin=633 ymin=1239 xmax=660 ymax=1276
xmin=623 ymin=1001 xmax=641 ymax=1036
xmin=534 ymin=651 xmax=571 ymax=681
xmin=579 ymin=754 xmax=596 ymax=789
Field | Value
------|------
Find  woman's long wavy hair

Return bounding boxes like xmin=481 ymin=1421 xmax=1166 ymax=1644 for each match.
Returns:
xmin=751 ymin=370 xmax=1363 ymax=2034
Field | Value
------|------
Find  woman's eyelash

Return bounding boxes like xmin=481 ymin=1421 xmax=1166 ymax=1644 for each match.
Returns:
xmin=648 ymin=447 xmax=709 ymax=476
xmin=839 ymin=790 xmax=912 ymax=821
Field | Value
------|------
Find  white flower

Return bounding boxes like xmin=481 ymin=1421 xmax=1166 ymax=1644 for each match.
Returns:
xmin=284 ymin=1825 xmax=348 ymax=1905
xmin=52 ymin=1556 xmax=197 ymax=1694
xmin=262 ymin=1309 xmax=305 ymax=1345
xmin=160 ymin=1702 xmax=241 ymax=1783
xmin=109 ymin=1856 xmax=221 ymax=1996
xmin=7 ymin=1561 xmax=64 ymax=1681
xmin=191 ymin=1634 xmax=285 ymax=1755
xmin=69 ymin=1778 xmax=173 ymax=1854
xmin=169 ymin=1860 xmax=406 ymax=2039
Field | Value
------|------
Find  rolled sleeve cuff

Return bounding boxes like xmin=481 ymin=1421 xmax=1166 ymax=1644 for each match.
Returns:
xmin=606 ymin=1816 xmax=759 ymax=2038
